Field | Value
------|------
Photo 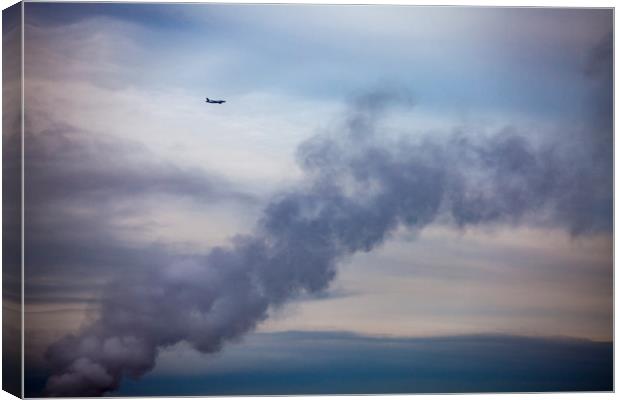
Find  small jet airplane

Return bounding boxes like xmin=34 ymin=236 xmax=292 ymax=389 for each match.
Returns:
xmin=205 ymin=97 xmax=226 ymax=104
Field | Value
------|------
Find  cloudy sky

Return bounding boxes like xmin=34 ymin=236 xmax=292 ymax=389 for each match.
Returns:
xmin=12 ymin=2 xmax=612 ymax=396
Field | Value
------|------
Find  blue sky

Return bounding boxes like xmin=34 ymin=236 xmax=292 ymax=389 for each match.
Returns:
xmin=25 ymin=4 xmax=611 ymax=115
xmin=14 ymin=2 xmax=613 ymax=396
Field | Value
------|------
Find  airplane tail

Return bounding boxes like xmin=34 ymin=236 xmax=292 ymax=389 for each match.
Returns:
xmin=206 ymin=98 xmax=209 ymax=102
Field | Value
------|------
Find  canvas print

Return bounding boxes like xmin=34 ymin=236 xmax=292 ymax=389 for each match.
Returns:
xmin=2 ymin=2 xmax=613 ymax=397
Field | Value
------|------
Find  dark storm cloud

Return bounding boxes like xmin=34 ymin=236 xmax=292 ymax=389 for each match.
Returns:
xmin=43 ymin=62 xmax=611 ymax=396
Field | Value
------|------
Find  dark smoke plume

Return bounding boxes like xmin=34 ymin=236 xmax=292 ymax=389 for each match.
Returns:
xmin=43 ymin=71 xmax=611 ymax=395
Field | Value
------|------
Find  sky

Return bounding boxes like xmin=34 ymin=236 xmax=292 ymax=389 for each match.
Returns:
xmin=2 ymin=2 xmax=23 ymax=396
xmin=8 ymin=2 xmax=613 ymax=396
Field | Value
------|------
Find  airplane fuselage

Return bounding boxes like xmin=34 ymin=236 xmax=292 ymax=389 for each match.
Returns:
xmin=206 ymin=98 xmax=226 ymax=104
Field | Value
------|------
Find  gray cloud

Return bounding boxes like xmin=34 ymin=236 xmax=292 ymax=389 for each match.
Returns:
xmin=43 ymin=65 xmax=611 ymax=396
xmin=22 ymin=123 xmax=256 ymax=309
xmin=25 ymin=124 xmax=254 ymax=207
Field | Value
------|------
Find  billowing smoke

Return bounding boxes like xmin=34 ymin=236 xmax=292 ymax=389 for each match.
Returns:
xmin=43 ymin=59 xmax=611 ymax=395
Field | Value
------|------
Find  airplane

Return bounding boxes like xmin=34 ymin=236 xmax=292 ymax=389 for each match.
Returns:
xmin=205 ymin=97 xmax=226 ymax=104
